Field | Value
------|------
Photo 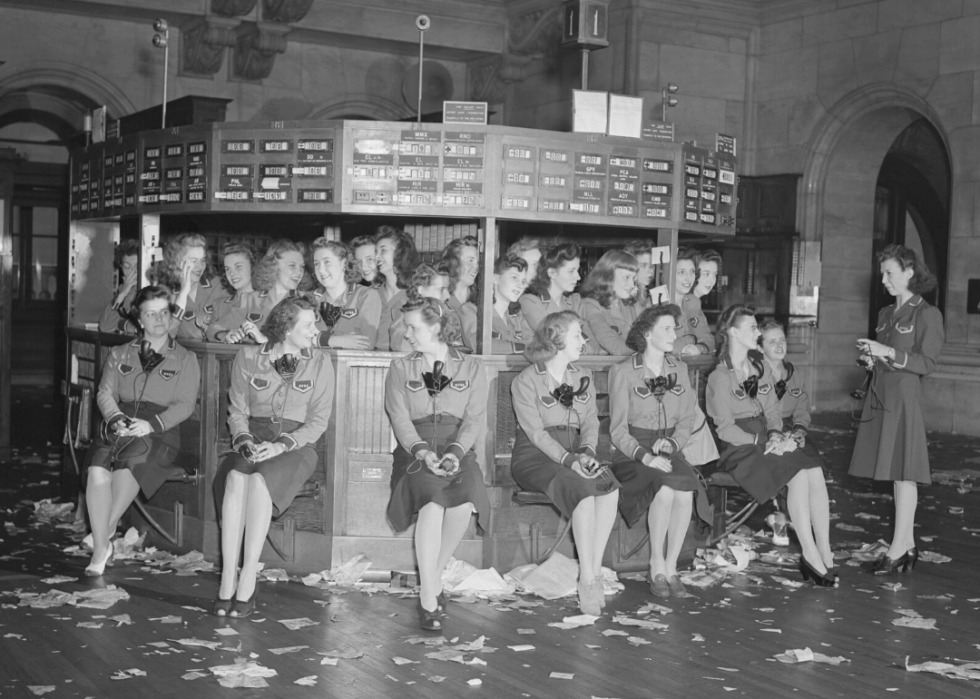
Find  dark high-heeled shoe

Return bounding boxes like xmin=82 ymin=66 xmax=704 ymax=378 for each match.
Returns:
xmin=435 ymin=591 xmax=448 ymax=616
xmin=417 ymin=599 xmax=442 ymax=631
xmin=213 ymin=596 xmax=234 ymax=617
xmin=906 ymin=547 xmax=919 ymax=570
xmin=871 ymin=551 xmax=911 ymax=576
xmin=230 ymin=590 xmax=257 ymax=617
xmin=799 ymin=556 xmax=838 ymax=587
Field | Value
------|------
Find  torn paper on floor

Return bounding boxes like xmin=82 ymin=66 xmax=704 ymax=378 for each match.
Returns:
xmin=774 ymin=648 xmax=850 ymax=665
xmin=209 ymin=658 xmax=277 ymax=689
xmin=905 ymin=656 xmax=980 ymax=680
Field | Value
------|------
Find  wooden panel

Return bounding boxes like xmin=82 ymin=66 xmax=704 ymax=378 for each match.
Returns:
xmin=345 ymin=364 xmax=392 ymax=453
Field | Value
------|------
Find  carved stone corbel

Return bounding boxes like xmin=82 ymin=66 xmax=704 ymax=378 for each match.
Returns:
xmin=212 ymin=0 xmax=257 ymax=18
xmin=180 ymin=16 xmax=239 ymax=77
xmin=232 ymin=21 xmax=290 ymax=81
xmin=261 ymin=0 xmax=315 ymax=23
xmin=509 ymin=6 xmax=563 ymax=64
xmin=468 ymin=54 xmax=533 ymax=104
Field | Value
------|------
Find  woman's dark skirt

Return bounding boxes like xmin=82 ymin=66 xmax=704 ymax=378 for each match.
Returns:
xmin=511 ymin=426 xmax=620 ymax=519
xmin=85 ymin=402 xmax=179 ymax=499
xmin=213 ymin=417 xmax=318 ymax=518
xmin=611 ymin=427 xmax=712 ymax=528
xmin=716 ymin=415 xmax=820 ymax=504
xmin=387 ymin=415 xmax=490 ymax=533
xmin=782 ymin=417 xmax=825 ymax=467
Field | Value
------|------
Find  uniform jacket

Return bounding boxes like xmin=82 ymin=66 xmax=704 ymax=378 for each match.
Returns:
xmin=97 ymin=336 xmax=201 ymax=433
xmin=98 ymin=287 xmax=138 ymax=335
xmin=579 ymin=296 xmax=640 ymax=355
xmin=511 ymin=362 xmax=598 ymax=466
xmin=384 ymin=347 xmax=487 ymax=461
xmin=609 ymin=353 xmax=696 ymax=463
xmin=518 ymin=290 xmax=598 ymax=354
xmin=389 ymin=300 xmax=469 ymax=354
xmin=491 ymin=304 xmax=533 ymax=354
xmin=227 ymin=344 xmax=334 ymax=452
xmin=446 ymin=296 xmax=478 ymax=351
xmin=706 ymin=351 xmax=782 ymax=446
xmin=376 ymin=288 xmax=408 ymax=351
xmin=309 ymin=284 xmax=382 ymax=348
xmin=675 ymin=293 xmax=714 ymax=354
xmin=771 ymin=360 xmax=810 ymax=433
xmin=172 ymin=277 xmax=230 ymax=341
xmin=874 ymin=294 xmax=944 ymax=376
xmin=205 ymin=291 xmax=253 ymax=342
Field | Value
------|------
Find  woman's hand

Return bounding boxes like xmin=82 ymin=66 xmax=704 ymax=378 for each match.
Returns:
xmin=115 ymin=266 xmax=137 ymax=306
xmin=856 ymin=353 xmax=875 ymax=370
xmin=250 ymin=441 xmax=286 ymax=462
xmin=648 ymin=455 xmax=672 ymax=472
xmin=791 ymin=429 xmax=806 ymax=448
xmin=571 ymin=453 xmax=601 ymax=479
xmin=680 ymin=344 xmax=701 ymax=356
xmin=417 ymin=450 xmax=443 ymax=474
xmin=328 ymin=333 xmax=373 ymax=350
xmin=856 ymin=338 xmax=894 ymax=360
xmin=651 ymin=438 xmax=673 ymax=455
xmin=246 ymin=322 xmax=268 ymax=345
xmin=118 ymin=418 xmax=152 ymax=438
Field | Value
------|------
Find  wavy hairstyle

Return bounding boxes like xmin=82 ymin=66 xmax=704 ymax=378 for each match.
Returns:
xmin=401 ymin=297 xmax=462 ymax=346
xmin=624 ymin=240 xmax=652 ymax=260
xmin=625 ymin=303 xmax=681 ymax=354
xmin=440 ymin=236 xmax=481 ymax=298
xmin=114 ymin=239 xmax=140 ymax=269
xmin=676 ymin=245 xmax=699 ymax=266
xmin=375 ymin=226 xmax=420 ymax=290
xmin=262 ymin=295 xmax=316 ymax=346
xmin=523 ymin=310 xmax=582 ymax=364
xmin=348 ymin=234 xmax=383 ymax=288
xmin=526 ymin=243 xmax=581 ymax=298
xmin=218 ymin=241 xmax=258 ymax=295
xmin=715 ymin=303 xmax=757 ymax=359
xmin=406 ymin=262 xmax=450 ymax=303
xmin=252 ymin=240 xmax=307 ymax=292
xmin=494 ymin=253 xmax=528 ymax=276
xmin=309 ymin=238 xmax=360 ymax=288
xmin=507 ymin=236 xmax=541 ymax=256
xmin=580 ymin=249 xmax=640 ymax=308
xmin=154 ymin=233 xmax=215 ymax=291
xmin=130 ymin=285 xmax=172 ymax=332
xmin=877 ymin=243 xmax=938 ymax=295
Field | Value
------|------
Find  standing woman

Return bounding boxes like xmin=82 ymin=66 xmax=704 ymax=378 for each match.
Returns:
xmin=707 ymin=304 xmax=835 ymax=585
xmin=673 ymin=247 xmax=714 ymax=355
xmin=350 ymin=235 xmax=382 ymax=288
xmin=491 ymin=254 xmax=532 ymax=354
xmin=519 ymin=243 xmax=598 ymax=354
xmin=213 ymin=297 xmax=333 ymax=616
xmin=511 ymin=311 xmax=620 ymax=615
xmin=223 ymin=240 xmax=306 ymax=344
xmin=157 ymin=234 xmax=229 ymax=341
xmin=83 ymin=286 xmax=201 ymax=575
xmin=375 ymin=226 xmax=421 ymax=350
xmin=441 ymin=236 xmax=480 ymax=350
xmin=609 ymin=305 xmax=712 ymax=597
xmin=849 ymin=244 xmax=943 ymax=575
xmin=207 ymin=242 xmax=257 ymax=342
xmin=308 ymin=238 xmax=380 ymax=349
xmin=579 ymin=250 xmax=640 ymax=355
xmin=99 ymin=239 xmax=140 ymax=334
xmin=385 ymin=298 xmax=490 ymax=631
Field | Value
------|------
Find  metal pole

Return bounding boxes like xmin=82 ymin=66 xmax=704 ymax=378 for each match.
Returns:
xmin=417 ymin=31 xmax=425 ymax=123
xmin=581 ymin=49 xmax=589 ymax=91
xmin=161 ymin=31 xmax=169 ymax=129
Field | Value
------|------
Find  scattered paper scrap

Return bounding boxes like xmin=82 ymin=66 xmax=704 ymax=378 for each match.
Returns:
xmin=277 ymin=617 xmax=319 ymax=630
xmin=775 ymin=648 xmax=850 ymax=665
xmin=893 ymin=616 xmax=937 ymax=630
xmin=508 ymin=645 xmax=535 ymax=652
xmin=318 ymin=648 xmax=364 ymax=659
xmin=173 ymin=638 xmax=223 ymax=650
xmin=269 ymin=646 xmax=309 ymax=655
xmin=549 ymin=614 xmax=599 ymax=629
xmin=919 ymin=551 xmax=952 ymax=564
xmin=209 ymin=658 xmax=277 ymax=689
xmin=41 ymin=576 xmax=77 ymax=584
xmin=905 ymin=656 xmax=980 ymax=680
xmin=550 ymin=672 xmax=575 ymax=680
xmin=182 ymin=671 xmax=208 ymax=681
xmin=28 ymin=687 xmax=55 ymax=696
xmin=392 ymin=657 xmax=417 ymax=665
xmin=294 ymin=676 xmax=318 ymax=686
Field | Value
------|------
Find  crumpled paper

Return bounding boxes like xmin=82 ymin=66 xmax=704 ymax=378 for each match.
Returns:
xmin=209 ymin=658 xmax=277 ymax=688
xmin=774 ymin=647 xmax=850 ymax=665
xmin=905 ymin=656 xmax=980 ymax=680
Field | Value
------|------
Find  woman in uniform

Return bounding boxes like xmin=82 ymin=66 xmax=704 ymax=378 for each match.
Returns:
xmin=519 ymin=243 xmax=597 ymax=354
xmin=99 ymin=239 xmax=140 ymax=334
xmin=673 ymin=247 xmax=714 ymax=355
xmin=83 ymin=286 xmax=201 ymax=576
xmin=707 ymin=304 xmax=835 ymax=586
xmin=308 ymin=238 xmax=380 ymax=349
xmin=223 ymin=240 xmax=306 ymax=344
xmin=579 ymin=250 xmax=641 ymax=355
xmin=375 ymin=226 xmax=421 ymax=350
xmin=511 ymin=311 xmax=620 ymax=615
xmin=384 ymin=298 xmax=490 ymax=631
xmin=849 ymin=244 xmax=943 ymax=575
xmin=206 ymin=242 xmax=257 ymax=342
xmin=350 ymin=235 xmax=382 ymax=288
xmin=441 ymin=236 xmax=480 ymax=350
xmin=213 ymin=296 xmax=333 ymax=616
xmin=156 ymin=234 xmax=229 ymax=341
xmin=491 ymin=254 xmax=532 ymax=354
xmin=694 ymin=249 xmax=721 ymax=300
xmin=759 ymin=320 xmax=816 ymax=457
xmin=508 ymin=237 xmax=542 ymax=280
xmin=625 ymin=240 xmax=655 ymax=309
xmin=609 ymin=304 xmax=712 ymax=598
xmin=389 ymin=263 xmax=463 ymax=352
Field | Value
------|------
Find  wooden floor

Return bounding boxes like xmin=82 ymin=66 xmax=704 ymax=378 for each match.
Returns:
xmin=3 ymin=401 xmax=980 ymax=698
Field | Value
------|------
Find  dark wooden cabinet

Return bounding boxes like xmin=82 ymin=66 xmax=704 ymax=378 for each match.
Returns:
xmin=736 ymin=174 xmax=799 ymax=234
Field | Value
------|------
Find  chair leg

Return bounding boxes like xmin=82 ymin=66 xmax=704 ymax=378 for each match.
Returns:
xmin=266 ymin=518 xmax=295 ymax=563
xmin=538 ymin=516 xmax=572 ymax=564
xmin=529 ymin=522 xmax=540 ymax=564
xmin=132 ymin=498 xmax=180 ymax=546
xmin=172 ymin=501 xmax=184 ymax=548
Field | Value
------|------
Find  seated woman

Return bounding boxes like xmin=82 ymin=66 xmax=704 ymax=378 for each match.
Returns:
xmin=375 ymin=226 xmax=421 ymax=350
xmin=223 ymin=240 xmax=306 ymax=344
xmin=510 ymin=311 xmax=620 ymax=615
xmin=384 ymin=298 xmax=490 ymax=631
xmin=519 ymin=243 xmax=598 ymax=354
xmin=441 ymin=236 xmax=480 ymax=350
xmin=673 ymin=247 xmax=714 ymax=356
xmin=83 ymin=286 xmax=201 ymax=576
xmin=206 ymin=242 xmax=257 ymax=342
xmin=350 ymin=235 xmax=382 ymax=289
xmin=491 ymin=254 xmax=533 ymax=354
xmin=389 ymin=263 xmax=457 ymax=352
xmin=98 ymin=239 xmax=140 ymax=334
xmin=624 ymin=240 xmax=655 ymax=309
xmin=759 ymin=320 xmax=817 ymax=458
xmin=609 ymin=305 xmax=712 ymax=598
xmin=579 ymin=250 xmax=641 ymax=355
xmin=156 ymin=234 xmax=229 ymax=341
xmin=308 ymin=238 xmax=380 ymax=349
xmin=707 ymin=304 xmax=835 ymax=586
xmin=213 ymin=296 xmax=334 ymax=617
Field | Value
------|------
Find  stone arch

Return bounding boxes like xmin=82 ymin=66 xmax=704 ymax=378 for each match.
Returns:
xmin=799 ymin=84 xmax=951 ymax=410
xmin=309 ymin=96 xmax=408 ymax=122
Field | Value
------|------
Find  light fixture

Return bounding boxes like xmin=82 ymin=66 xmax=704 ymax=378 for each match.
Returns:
xmin=152 ymin=19 xmax=170 ymax=129
xmin=662 ymin=83 xmax=679 ymax=122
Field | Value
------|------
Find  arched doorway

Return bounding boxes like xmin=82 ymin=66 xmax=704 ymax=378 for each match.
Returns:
xmin=800 ymin=86 xmax=951 ymax=411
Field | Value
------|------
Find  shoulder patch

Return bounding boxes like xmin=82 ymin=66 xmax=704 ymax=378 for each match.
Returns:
xmin=203 ymin=304 xmax=215 ymax=315
xmin=574 ymin=391 xmax=591 ymax=404
xmin=669 ymin=385 xmax=684 ymax=396
xmin=539 ymin=394 xmax=558 ymax=408
xmin=690 ymin=316 xmax=699 ymax=327
xmin=118 ymin=363 xmax=135 ymax=376
xmin=609 ymin=324 xmax=619 ymax=334
xmin=159 ymin=369 xmax=177 ymax=380
xmin=732 ymin=386 xmax=747 ymax=400
xmin=896 ymin=323 xmax=914 ymax=334
xmin=293 ymin=378 xmax=314 ymax=393
xmin=491 ymin=330 xmax=501 ymax=339
xmin=182 ymin=310 xmax=196 ymax=321
xmin=512 ymin=342 xmax=526 ymax=353
xmin=633 ymin=386 xmax=652 ymax=398
xmin=758 ymin=383 xmax=772 ymax=396
xmin=341 ymin=308 xmax=358 ymax=319
xmin=450 ymin=379 xmax=469 ymax=391
xmin=250 ymin=376 xmax=270 ymax=391
xmin=406 ymin=380 xmax=425 ymax=392
xmin=789 ymin=387 xmax=803 ymax=398
xmin=246 ymin=312 xmax=263 ymax=323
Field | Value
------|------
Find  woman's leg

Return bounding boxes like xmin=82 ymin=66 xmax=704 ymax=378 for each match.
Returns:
xmin=664 ymin=490 xmax=693 ymax=578
xmin=218 ymin=471 xmax=249 ymax=600
xmin=571 ymin=498 xmax=598 ymax=582
xmin=85 ymin=466 xmax=114 ymax=565
xmin=434 ymin=504 xmax=473 ymax=595
xmin=647 ymin=488 xmax=674 ymax=578
xmin=890 ymin=480 xmax=918 ymax=557
xmin=415 ymin=502 xmax=445 ymax=612
xmin=786 ymin=471 xmax=826 ymax=575
xmin=105 ymin=469 xmax=141 ymax=534
xmin=235 ymin=473 xmax=273 ymax=602
xmin=591 ymin=491 xmax=619 ymax=576
xmin=805 ymin=469 xmax=833 ymax=568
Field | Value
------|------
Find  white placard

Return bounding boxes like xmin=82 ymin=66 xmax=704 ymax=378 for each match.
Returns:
xmin=649 ymin=285 xmax=669 ymax=304
xmin=650 ymin=245 xmax=671 ymax=265
xmin=607 ymin=94 xmax=643 ymax=138
xmin=572 ymin=90 xmax=608 ymax=134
